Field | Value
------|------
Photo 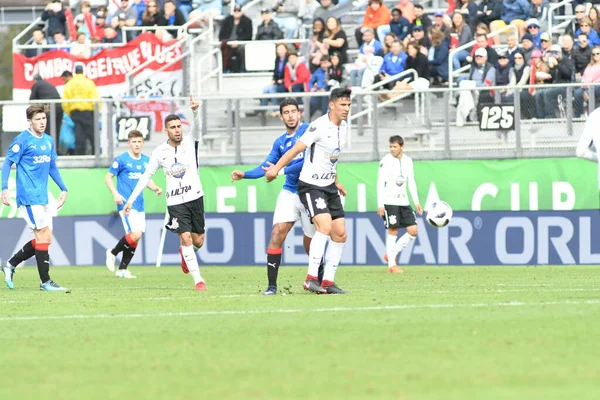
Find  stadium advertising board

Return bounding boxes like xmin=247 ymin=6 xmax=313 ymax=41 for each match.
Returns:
xmin=12 ymin=33 xmax=183 ymax=101
xmin=0 ymin=158 xmax=596 ymax=219
xmin=1 ymin=211 xmax=599 ymax=266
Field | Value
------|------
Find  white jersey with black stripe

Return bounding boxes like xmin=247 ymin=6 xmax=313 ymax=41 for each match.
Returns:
xmin=299 ymin=114 xmax=348 ymax=187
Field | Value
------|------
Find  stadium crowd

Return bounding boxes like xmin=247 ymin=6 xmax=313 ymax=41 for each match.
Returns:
xmin=20 ymin=0 xmax=600 ymax=121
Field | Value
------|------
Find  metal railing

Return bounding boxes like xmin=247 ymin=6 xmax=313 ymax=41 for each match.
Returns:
xmin=548 ymin=0 xmax=575 ymax=37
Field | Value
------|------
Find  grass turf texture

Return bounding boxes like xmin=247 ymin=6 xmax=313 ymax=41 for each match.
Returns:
xmin=1 ymin=266 xmax=600 ymax=400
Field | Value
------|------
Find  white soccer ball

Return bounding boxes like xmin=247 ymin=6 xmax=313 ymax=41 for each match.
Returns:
xmin=426 ymin=201 xmax=453 ymax=228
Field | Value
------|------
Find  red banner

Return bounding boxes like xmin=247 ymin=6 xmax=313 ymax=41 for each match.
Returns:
xmin=13 ymin=33 xmax=182 ymax=90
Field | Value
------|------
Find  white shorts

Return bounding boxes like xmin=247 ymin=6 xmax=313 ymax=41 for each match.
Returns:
xmin=272 ymin=189 xmax=316 ymax=238
xmin=119 ymin=210 xmax=146 ymax=233
xmin=20 ymin=204 xmax=54 ymax=230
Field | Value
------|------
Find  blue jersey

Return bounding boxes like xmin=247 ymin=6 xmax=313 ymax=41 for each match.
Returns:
xmin=3 ymin=130 xmax=64 ymax=207
xmin=244 ymin=123 xmax=308 ymax=194
xmin=108 ymin=152 xmax=150 ymax=212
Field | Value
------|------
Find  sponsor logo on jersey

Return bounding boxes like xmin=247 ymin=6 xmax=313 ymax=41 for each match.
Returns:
xmin=325 ymin=148 xmax=340 ymax=164
xmin=128 ymin=172 xmax=142 ymax=180
xmin=167 ymin=162 xmax=187 ymax=179
xmin=312 ymin=172 xmax=336 ymax=180
xmin=395 ymin=175 xmax=406 ymax=187
xmin=32 ymin=155 xmax=51 ymax=164
xmin=166 ymin=185 xmax=192 ymax=198
xmin=11 ymin=144 xmax=20 ymax=153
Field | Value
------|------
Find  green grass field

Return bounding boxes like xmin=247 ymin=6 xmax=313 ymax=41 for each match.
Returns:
xmin=1 ymin=265 xmax=600 ymax=400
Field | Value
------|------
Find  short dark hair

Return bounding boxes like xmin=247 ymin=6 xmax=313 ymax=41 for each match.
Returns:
xmin=26 ymin=104 xmax=46 ymax=120
xmin=329 ymin=87 xmax=352 ymax=103
xmin=391 ymin=7 xmax=401 ymax=15
xmin=61 ymin=70 xmax=73 ymax=78
xmin=389 ymin=135 xmax=404 ymax=146
xmin=164 ymin=114 xmax=181 ymax=128
xmin=128 ymin=130 xmax=144 ymax=140
xmin=279 ymin=97 xmax=299 ymax=114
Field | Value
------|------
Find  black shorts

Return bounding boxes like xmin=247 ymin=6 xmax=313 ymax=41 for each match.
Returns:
xmin=382 ymin=205 xmax=416 ymax=229
xmin=298 ymin=181 xmax=345 ymax=221
xmin=166 ymin=196 xmax=206 ymax=234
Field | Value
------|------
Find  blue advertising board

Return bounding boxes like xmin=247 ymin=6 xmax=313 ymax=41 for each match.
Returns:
xmin=1 ymin=211 xmax=600 ymax=266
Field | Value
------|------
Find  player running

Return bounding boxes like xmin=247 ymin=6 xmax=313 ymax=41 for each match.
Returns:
xmin=231 ymin=98 xmax=320 ymax=296
xmin=265 ymin=88 xmax=352 ymax=295
xmin=104 ymin=130 xmax=162 ymax=278
xmin=377 ymin=135 xmax=423 ymax=274
xmin=1 ymin=104 xmax=68 ymax=291
xmin=124 ymin=96 xmax=207 ymax=291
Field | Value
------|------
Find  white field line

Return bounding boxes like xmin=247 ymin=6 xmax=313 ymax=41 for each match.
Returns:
xmin=1 ymin=299 xmax=599 ymax=322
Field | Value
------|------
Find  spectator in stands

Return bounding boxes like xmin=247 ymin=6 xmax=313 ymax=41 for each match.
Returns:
xmin=159 ymin=0 xmax=186 ymax=37
xmin=561 ymin=33 xmax=574 ymax=61
xmin=314 ymin=0 xmax=334 ymax=21
xmin=76 ymin=1 xmax=96 ymax=29
xmin=25 ymin=28 xmax=49 ymax=58
xmin=469 ymin=0 xmax=501 ymax=32
xmin=396 ymin=0 xmax=415 ymax=23
xmin=375 ymin=39 xmax=407 ymax=88
xmin=490 ymin=0 xmax=530 ymax=45
xmin=432 ymin=11 xmax=450 ymax=38
xmin=328 ymin=52 xmax=345 ymax=86
xmin=450 ymin=12 xmax=473 ymax=71
xmin=272 ymin=0 xmax=302 ymax=39
xmin=324 ymin=17 xmax=348 ymax=64
xmin=469 ymin=47 xmax=496 ymax=102
xmin=567 ymin=4 xmax=586 ymax=38
xmin=284 ymin=50 xmax=310 ymax=93
xmin=187 ymin=0 xmax=221 ymax=29
xmin=177 ymin=0 xmax=193 ymax=20
xmin=404 ymin=25 xmax=430 ymax=55
xmin=574 ymin=45 xmax=600 ymax=117
xmin=114 ymin=13 xmax=134 ymax=41
xmin=428 ymin=27 xmax=449 ymax=85
xmin=349 ymin=28 xmax=384 ymax=86
xmin=260 ymin=43 xmax=289 ymax=111
xmin=535 ymin=44 xmax=574 ymax=118
xmin=219 ymin=4 xmax=253 ymax=73
xmin=527 ymin=0 xmax=550 ymax=35
xmin=142 ymin=1 xmax=161 ymax=26
xmin=521 ymin=33 xmax=535 ymax=62
xmin=62 ymin=65 xmax=99 ymax=155
xmin=495 ymin=50 xmax=512 ymax=101
xmin=540 ymin=32 xmax=552 ymax=54
xmin=102 ymin=26 xmax=123 ymax=43
xmin=42 ymin=1 xmax=67 ymax=42
xmin=590 ymin=6 xmax=600 ymax=33
xmin=70 ymin=32 xmax=91 ymax=58
xmin=457 ymin=0 xmax=478 ymax=27
xmin=405 ymin=40 xmax=429 ymax=79
xmin=469 ymin=33 xmax=498 ymax=66
xmin=299 ymin=0 xmax=320 ymax=23
xmin=256 ymin=9 xmax=284 ymax=40
xmin=309 ymin=56 xmax=332 ymax=117
xmin=409 ymin=4 xmax=431 ymax=34
xmin=61 ymin=70 xmax=73 ymax=85
xmin=112 ymin=0 xmax=139 ymax=33
xmin=301 ymin=18 xmax=327 ymax=72
xmin=577 ymin=18 xmax=600 ymax=47
xmin=509 ymin=50 xmax=532 ymax=106
xmin=573 ymin=33 xmax=593 ymax=78
xmin=30 ymin=74 xmax=63 ymax=146
xmin=356 ymin=0 xmax=391 ymax=47
xmin=506 ymin=34 xmax=519 ymax=64
xmin=382 ymin=32 xmax=397 ymax=53
xmin=132 ymin=0 xmax=147 ymax=26
xmin=52 ymin=31 xmax=70 ymax=52
xmin=377 ymin=8 xmax=410 ymax=43
xmin=95 ymin=12 xmax=108 ymax=40
xmin=525 ymin=19 xmax=542 ymax=48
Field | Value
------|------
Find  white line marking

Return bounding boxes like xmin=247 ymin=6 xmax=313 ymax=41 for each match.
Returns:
xmin=1 ymin=299 xmax=599 ymax=322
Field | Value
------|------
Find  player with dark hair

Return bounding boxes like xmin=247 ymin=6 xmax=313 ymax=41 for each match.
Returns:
xmin=377 ymin=135 xmax=422 ymax=273
xmin=1 ymin=104 xmax=68 ymax=291
xmin=104 ymin=130 xmax=162 ymax=278
xmin=265 ymin=88 xmax=352 ymax=294
xmin=231 ymin=97 xmax=323 ymax=295
xmin=124 ymin=96 xmax=207 ymax=290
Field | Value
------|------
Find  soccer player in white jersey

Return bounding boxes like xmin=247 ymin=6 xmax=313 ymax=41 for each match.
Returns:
xmin=104 ymin=130 xmax=162 ymax=278
xmin=265 ymin=88 xmax=352 ymax=295
xmin=377 ymin=135 xmax=423 ymax=273
xmin=1 ymin=104 xmax=68 ymax=291
xmin=576 ymin=107 xmax=600 ymax=165
xmin=123 ymin=96 xmax=207 ymax=291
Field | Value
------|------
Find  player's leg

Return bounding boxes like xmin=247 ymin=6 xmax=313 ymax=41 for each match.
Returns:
xmin=297 ymin=198 xmax=324 ymax=284
xmin=31 ymin=206 xmax=67 ymax=291
xmin=393 ymin=207 xmax=418 ymax=260
xmin=183 ymin=198 xmax=207 ymax=290
xmin=303 ymin=212 xmax=331 ymax=293
xmin=115 ymin=212 xmax=146 ymax=278
xmin=3 ymin=236 xmax=36 ymax=290
xmin=107 ymin=210 xmax=137 ymax=273
xmin=320 ymin=191 xmax=349 ymax=294
xmin=382 ymin=205 xmax=404 ymax=273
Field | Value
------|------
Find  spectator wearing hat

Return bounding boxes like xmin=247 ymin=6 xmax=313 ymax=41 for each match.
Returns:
xmin=535 ymin=44 xmax=574 ymax=118
xmin=573 ymin=33 xmax=593 ymax=77
xmin=396 ymin=0 xmax=415 ymax=23
xmin=495 ymin=50 xmax=513 ymax=101
xmin=520 ymin=33 xmax=535 ymax=63
xmin=509 ymin=50 xmax=532 ymax=108
xmin=314 ymin=0 xmax=335 ymax=21
xmin=112 ymin=0 xmax=138 ymax=28
xmin=409 ymin=4 xmax=431 ymax=35
xmin=469 ymin=46 xmax=496 ymax=102
xmin=356 ymin=0 xmax=391 ymax=47
xmin=255 ymin=8 xmax=283 ymax=40
xmin=525 ymin=0 xmax=550 ymax=35
xmin=574 ymin=45 xmax=600 ymax=117
xmin=42 ymin=1 xmax=67 ymax=41
xmin=62 ymin=65 xmax=99 ymax=155
xmin=377 ymin=8 xmax=410 ymax=43
xmin=525 ymin=19 xmax=542 ymax=48
xmin=576 ymin=17 xmax=600 ymax=47
xmin=428 ymin=27 xmax=449 ymax=84
xmin=30 ymin=74 xmax=63 ymax=146
xmin=432 ymin=11 xmax=450 ymax=39
xmin=114 ymin=12 xmax=135 ymax=41
xmin=540 ymin=32 xmax=552 ymax=54
xmin=219 ymin=4 xmax=253 ymax=73
xmin=404 ymin=25 xmax=430 ymax=54
xmin=490 ymin=0 xmax=530 ymax=45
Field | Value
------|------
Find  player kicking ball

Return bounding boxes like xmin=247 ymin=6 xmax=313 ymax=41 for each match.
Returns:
xmin=377 ymin=135 xmax=423 ymax=273
xmin=231 ymin=98 xmax=322 ymax=296
xmin=1 ymin=104 xmax=68 ymax=291
xmin=124 ymin=96 xmax=207 ymax=291
xmin=265 ymin=88 xmax=352 ymax=295
xmin=104 ymin=130 xmax=162 ymax=278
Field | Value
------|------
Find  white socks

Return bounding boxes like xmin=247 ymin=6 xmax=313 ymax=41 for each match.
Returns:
xmin=386 ymin=234 xmax=398 ymax=268
xmin=394 ymin=233 xmax=416 ymax=254
xmin=307 ymin=232 xmax=328 ymax=278
xmin=181 ymin=245 xmax=203 ymax=284
xmin=323 ymin=241 xmax=345 ymax=283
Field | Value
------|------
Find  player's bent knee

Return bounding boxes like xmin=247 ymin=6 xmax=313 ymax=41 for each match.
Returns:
xmin=388 ymin=228 xmax=399 ymax=236
xmin=180 ymin=232 xmax=193 ymax=246
xmin=130 ymin=231 xmax=143 ymax=242
xmin=407 ymin=225 xmax=418 ymax=236
xmin=192 ymin=233 xmax=205 ymax=248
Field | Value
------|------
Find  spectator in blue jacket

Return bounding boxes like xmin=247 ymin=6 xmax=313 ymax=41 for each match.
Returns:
xmin=378 ymin=8 xmax=410 ymax=42
xmin=309 ymin=56 xmax=332 ymax=118
xmin=576 ymin=17 xmax=600 ymax=47
xmin=375 ymin=40 xmax=407 ymax=89
xmin=360 ymin=28 xmax=385 ymax=57
xmin=490 ymin=0 xmax=530 ymax=45
xmin=428 ymin=27 xmax=449 ymax=84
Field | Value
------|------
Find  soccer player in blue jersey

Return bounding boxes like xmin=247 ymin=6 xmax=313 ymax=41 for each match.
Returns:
xmin=231 ymin=98 xmax=320 ymax=295
xmin=1 ymin=104 xmax=68 ymax=291
xmin=104 ymin=130 xmax=162 ymax=278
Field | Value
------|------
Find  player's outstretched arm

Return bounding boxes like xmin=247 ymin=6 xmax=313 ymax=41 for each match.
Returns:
xmin=189 ymin=94 xmax=201 ymax=142
xmin=146 ymin=179 xmax=162 ymax=196
xmin=264 ymin=141 xmax=307 ymax=182
xmin=124 ymin=156 xmax=160 ymax=215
